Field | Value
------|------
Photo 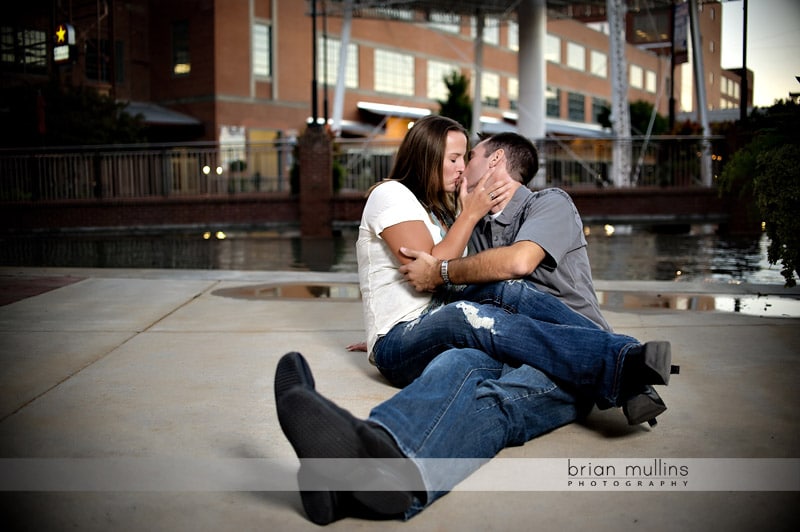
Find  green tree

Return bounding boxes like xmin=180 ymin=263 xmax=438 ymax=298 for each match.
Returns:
xmin=0 ymin=83 xmax=145 ymax=147
xmin=437 ymin=70 xmax=472 ymax=132
xmin=719 ymin=99 xmax=800 ymax=286
xmin=598 ymin=100 xmax=668 ymax=135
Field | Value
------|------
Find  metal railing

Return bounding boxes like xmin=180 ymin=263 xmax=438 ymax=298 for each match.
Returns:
xmin=1 ymin=135 xmax=725 ymax=202
xmin=0 ymin=141 xmax=296 ymax=201
xmin=538 ymin=135 xmax=726 ymax=188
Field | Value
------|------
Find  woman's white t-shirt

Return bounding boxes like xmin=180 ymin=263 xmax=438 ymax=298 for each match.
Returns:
xmin=356 ymin=180 xmax=445 ymax=358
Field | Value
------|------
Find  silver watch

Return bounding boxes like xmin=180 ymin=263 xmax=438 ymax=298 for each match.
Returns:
xmin=440 ymin=259 xmax=451 ymax=285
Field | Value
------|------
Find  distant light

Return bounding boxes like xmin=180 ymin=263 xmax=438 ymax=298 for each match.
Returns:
xmin=676 ymin=270 xmax=683 ymax=277
xmin=203 ymin=232 xmax=211 ymax=240
xmin=216 ymin=166 xmax=223 ymax=175
xmin=584 ymin=226 xmax=591 ymax=236
xmin=216 ymin=231 xmax=227 ymax=240
xmin=202 ymin=165 xmax=211 ymax=175
xmin=761 ymin=221 xmax=766 ymax=231
xmin=604 ymin=224 xmax=615 ymax=236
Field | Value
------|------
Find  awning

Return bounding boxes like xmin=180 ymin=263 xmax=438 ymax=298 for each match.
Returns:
xmin=123 ymin=101 xmax=202 ymax=126
xmin=545 ymin=118 xmax=611 ymax=138
xmin=338 ymin=120 xmax=386 ymax=137
xmin=500 ymin=112 xmax=612 ymax=138
xmin=357 ymin=101 xmax=432 ymax=119
xmin=479 ymin=116 xmax=517 ymax=134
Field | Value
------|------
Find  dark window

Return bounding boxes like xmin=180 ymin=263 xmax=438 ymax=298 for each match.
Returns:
xmin=567 ymin=92 xmax=585 ymax=121
xmin=546 ymin=87 xmax=561 ymax=118
xmin=0 ymin=26 xmax=47 ymax=74
xmin=86 ymin=39 xmax=111 ymax=82
xmin=592 ymin=97 xmax=608 ymax=124
xmin=172 ymin=20 xmax=190 ymax=76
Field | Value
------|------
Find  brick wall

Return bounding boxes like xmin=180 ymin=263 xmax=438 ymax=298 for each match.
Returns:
xmin=1 ymin=195 xmax=298 ymax=232
xmin=0 ymin=188 xmax=758 ymax=235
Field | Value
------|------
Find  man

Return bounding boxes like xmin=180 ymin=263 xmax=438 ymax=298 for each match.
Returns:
xmin=275 ymin=133 xmax=676 ymax=524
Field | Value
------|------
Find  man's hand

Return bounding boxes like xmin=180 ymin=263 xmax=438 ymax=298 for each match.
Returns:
xmin=399 ymin=247 xmax=441 ymax=292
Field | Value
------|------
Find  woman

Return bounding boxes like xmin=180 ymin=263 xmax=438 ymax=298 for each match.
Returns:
xmin=356 ymin=115 xmax=509 ymax=366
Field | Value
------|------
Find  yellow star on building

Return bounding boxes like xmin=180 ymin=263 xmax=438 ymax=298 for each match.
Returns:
xmin=56 ymin=25 xmax=66 ymax=43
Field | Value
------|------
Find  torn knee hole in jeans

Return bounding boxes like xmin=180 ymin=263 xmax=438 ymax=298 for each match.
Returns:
xmin=455 ymin=302 xmax=496 ymax=333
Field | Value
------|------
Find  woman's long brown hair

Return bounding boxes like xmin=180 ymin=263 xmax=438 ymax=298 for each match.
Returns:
xmin=374 ymin=115 xmax=468 ymax=227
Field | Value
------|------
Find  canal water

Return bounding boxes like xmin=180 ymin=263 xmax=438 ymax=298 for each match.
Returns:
xmin=0 ymin=224 xmax=788 ymax=285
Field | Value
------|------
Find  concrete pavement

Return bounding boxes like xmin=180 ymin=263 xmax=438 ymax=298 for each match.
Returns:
xmin=0 ymin=267 xmax=798 ymax=531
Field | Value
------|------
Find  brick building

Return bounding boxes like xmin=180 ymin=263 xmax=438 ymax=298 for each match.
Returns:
xmin=2 ymin=1 xmax=751 ymax=145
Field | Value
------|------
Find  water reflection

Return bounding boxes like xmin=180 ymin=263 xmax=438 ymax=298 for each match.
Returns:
xmin=208 ymin=281 xmax=800 ymax=318
xmin=0 ymin=224 xmax=787 ymax=285
xmin=583 ymin=224 xmax=782 ymax=284
xmin=212 ymin=283 xmax=361 ymax=300
xmin=596 ymin=291 xmax=800 ymax=318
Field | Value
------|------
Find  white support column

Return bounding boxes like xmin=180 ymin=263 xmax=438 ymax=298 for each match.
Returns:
xmin=517 ymin=0 xmax=546 ymax=140
xmin=331 ymin=0 xmax=353 ymax=136
xmin=517 ymin=0 xmax=546 ymax=187
xmin=471 ymin=11 xmax=484 ymax=138
xmin=689 ymin=0 xmax=713 ymax=186
xmin=607 ymin=0 xmax=632 ymax=187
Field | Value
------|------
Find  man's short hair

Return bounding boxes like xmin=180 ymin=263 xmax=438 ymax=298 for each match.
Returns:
xmin=478 ymin=132 xmax=539 ymax=185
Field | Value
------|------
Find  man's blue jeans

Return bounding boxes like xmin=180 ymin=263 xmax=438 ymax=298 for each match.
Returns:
xmin=373 ymin=280 xmax=638 ymax=409
xmin=456 ymin=279 xmax=603 ymax=330
xmin=369 ymin=347 xmax=582 ymax=518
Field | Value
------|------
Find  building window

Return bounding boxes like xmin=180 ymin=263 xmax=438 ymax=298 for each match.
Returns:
xmin=507 ymin=20 xmax=518 ymax=51
xmin=253 ymin=23 xmax=271 ymax=78
xmin=546 ymin=86 xmax=561 ymax=117
xmin=428 ymin=11 xmax=460 ymax=33
xmin=471 ymin=16 xmax=499 ymax=45
xmin=592 ymin=97 xmax=608 ymax=124
xmin=645 ymin=70 xmax=657 ymax=93
xmin=318 ymin=36 xmax=357 ymax=87
xmin=567 ymin=92 xmax=585 ymax=121
xmin=427 ymin=60 xmax=456 ymax=101
xmin=508 ymin=77 xmax=518 ymax=110
xmin=587 ymin=22 xmax=610 ymax=35
xmin=1 ymin=26 xmax=47 ymax=74
xmin=481 ymin=71 xmax=500 ymax=107
xmin=546 ymin=34 xmax=561 ymax=64
xmin=629 ymin=64 xmax=643 ymax=89
xmin=566 ymin=42 xmax=585 ymax=71
xmin=709 ymin=40 xmax=715 ymax=53
xmin=709 ymin=71 xmax=714 ymax=86
xmin=86 ymin=39 xmax=112 ymax=82
xmin=590 ymin=50 xmax=607 ymax=78
xmin=172 ymin=20 xmax=190 ymax=76
xmin=373 ymin=7 xmax=413 ymax=20
xmin=374 ymin=49 xmax=414 ymax=96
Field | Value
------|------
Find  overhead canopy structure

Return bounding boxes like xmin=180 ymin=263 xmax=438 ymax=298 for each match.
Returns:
xmin=323 ymin=1 xmax=676 ymax=19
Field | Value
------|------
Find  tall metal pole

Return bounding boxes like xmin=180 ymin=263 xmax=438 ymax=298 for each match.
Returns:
xmin=689 ymin=0 xmax=712 ymax=186
xmin=331 ymin=0 xmax=353 ymax=135
xmin=740 ymin=0 xmax=748 ymax=122
xmin=607 ymin=0 xmax=632 ymax=187
xmin=311 ymin=0 xmax=319 ymax=124
xmin=322 ymin=0 xmax=329 ymax=123
xmin=471 ymin=10 xmax=484 ymax=138
xmin=668 ymin=1 xmax=676 ymax=130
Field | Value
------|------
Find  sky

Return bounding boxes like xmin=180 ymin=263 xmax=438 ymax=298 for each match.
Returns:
xmin=720 ymin=0 xmax=800 ymax=107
